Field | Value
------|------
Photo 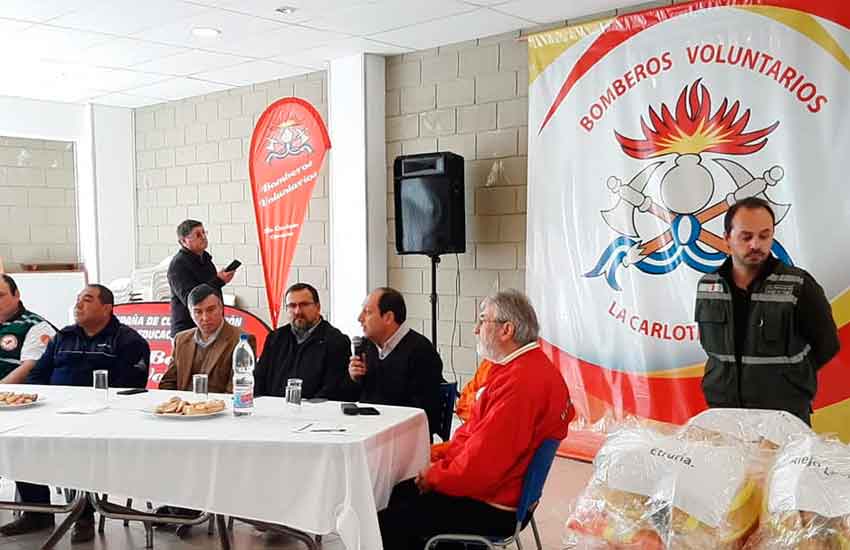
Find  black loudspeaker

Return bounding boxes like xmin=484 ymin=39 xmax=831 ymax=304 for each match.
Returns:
xmin=393 ymin=152 xmax=466 ymax=256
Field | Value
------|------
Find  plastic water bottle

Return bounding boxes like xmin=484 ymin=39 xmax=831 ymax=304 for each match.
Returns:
xmin=232 ymin=334 xmax=254 ymax=416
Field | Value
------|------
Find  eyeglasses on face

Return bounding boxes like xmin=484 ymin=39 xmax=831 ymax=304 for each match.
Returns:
xmin=475 ymin=317 xmax=507 ymax=327
xmin=286 ymin=301 xmax=316 ymax=311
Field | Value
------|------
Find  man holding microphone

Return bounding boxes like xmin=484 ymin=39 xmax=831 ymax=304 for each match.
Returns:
xmin=344 ymin=287 xmax=443 ymax=435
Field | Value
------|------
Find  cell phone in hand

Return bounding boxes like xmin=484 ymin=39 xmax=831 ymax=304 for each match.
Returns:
xmin=117 ymin=388 xmax=148 ymax=396
xmin=224 ymin=259 xmax=241 ymax=272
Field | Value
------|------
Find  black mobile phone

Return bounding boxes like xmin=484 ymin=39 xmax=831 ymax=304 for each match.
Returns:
xmin=117 ymin=388 xmax=148 ymax=395
xmin=224 ymin=259 xmax=241 ymax=272
xmin=357 ymin=406 xmax=380 ymax=415
xmin=341 ymin=403 xmax=359 ymax=415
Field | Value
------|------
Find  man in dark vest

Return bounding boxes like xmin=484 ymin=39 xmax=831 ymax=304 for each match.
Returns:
xmin=344 ymin=287 xmax=443 ymax=434
xmin=0 ymin=274 xmax=55 ymax=384
xmin=695 ymin=197 xmax=840 ymax=425
xmin=167 ymin=219 xmax=236 ymax=337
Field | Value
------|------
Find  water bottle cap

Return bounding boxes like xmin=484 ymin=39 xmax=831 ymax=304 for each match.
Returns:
xmin=240 ymin=334 xmax=249 ymax=341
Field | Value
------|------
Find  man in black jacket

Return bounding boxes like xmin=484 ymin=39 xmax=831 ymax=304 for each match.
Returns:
xmin=346 ymin=287 xmax=443 ymax=435
xmin=167 ymin=220 xmax=236 ymax=337
xmin=255 ymin=283 xmax=350 ymax=400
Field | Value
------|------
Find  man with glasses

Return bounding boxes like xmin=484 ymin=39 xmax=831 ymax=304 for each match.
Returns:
xmin=167 ymin=219 xmax=236 ymax=338
xmin=378 ymin=290 xmax=573 ymax=549
xmin=254 ymin=283 xmax=350 ymax=400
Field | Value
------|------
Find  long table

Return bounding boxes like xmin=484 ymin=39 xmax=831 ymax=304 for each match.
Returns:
xmin=0 ymin=385 xmax=430 ymax=550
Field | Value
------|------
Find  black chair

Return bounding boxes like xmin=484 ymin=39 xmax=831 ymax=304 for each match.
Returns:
xmin=436 ymin=382 xmax=458 ymax=443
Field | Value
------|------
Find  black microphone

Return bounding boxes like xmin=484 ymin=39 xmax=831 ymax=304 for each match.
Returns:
xmin=351 ymin=336 xmax=367 ymax=358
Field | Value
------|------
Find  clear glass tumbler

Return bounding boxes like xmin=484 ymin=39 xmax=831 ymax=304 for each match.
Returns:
xmin=193 ymin=374 xmax=209 ymax=402
xmin=93 ymin=369 xmax=109 ymax=406
xmin=285 ymin=378 xmax=303 ymax=410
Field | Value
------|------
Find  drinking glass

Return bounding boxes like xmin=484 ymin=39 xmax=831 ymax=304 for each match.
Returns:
xmin=193 ymin=374 xmax=209 ymax=402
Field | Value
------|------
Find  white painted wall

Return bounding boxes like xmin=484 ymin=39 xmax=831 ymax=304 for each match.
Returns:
xmin=328 ymin=54 xmax=387 ymax=337
xmin=92 ymin=105 xmax=135 ymax=284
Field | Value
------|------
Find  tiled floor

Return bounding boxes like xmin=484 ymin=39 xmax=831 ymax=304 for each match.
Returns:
xmin=0 ymin=458 xmax=594 ymax=550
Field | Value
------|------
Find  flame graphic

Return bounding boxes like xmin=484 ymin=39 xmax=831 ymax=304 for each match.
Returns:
xmin=615 ymin=80 xmax=778 ymax=159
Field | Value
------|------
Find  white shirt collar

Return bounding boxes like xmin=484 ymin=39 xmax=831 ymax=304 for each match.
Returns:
xmin=193 ymin=322 xmax=224 ymax=349
xmin=493 ymin=341 xmax=539 ymax=365
xmin=377 ymin=322 xmax=410 ymax=360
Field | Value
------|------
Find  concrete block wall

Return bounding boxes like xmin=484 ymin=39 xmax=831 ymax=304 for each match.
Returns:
xmin=386 ymin=33 xmax=528 ymax=383
xmin=0 ymin=137 xmax=77 ymax=270
xmin=134 ymin=72 xmax=328 ymax=326
xmin=385 ymin=0 xmax=685 ymax=383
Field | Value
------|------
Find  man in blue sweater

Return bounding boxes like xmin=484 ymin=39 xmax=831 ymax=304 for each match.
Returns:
xmin=0 ymin=284 xmax=149 ymax=543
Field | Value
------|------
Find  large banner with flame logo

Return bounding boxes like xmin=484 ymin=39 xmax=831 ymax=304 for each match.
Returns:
xmin=249 ymin=98 xmax=330 ymax=328
xmin=527 ymin=0 xmax=850 ymax=459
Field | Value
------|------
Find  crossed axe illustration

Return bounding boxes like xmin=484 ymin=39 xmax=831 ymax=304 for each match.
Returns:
xmin=603 ymin=160 xmax=788 ymax=267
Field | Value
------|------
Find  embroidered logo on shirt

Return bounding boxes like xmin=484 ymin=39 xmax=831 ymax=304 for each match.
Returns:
xmin=0 ymin=335 xmax=18 ymax=351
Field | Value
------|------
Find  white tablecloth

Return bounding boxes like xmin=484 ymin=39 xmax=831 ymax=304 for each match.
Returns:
xmin=0 ymin=385 xmax=430 ymax=550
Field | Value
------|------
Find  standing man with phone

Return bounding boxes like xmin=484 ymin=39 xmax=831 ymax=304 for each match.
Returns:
xmin=167 ymin=219 xmax=238 ymax=338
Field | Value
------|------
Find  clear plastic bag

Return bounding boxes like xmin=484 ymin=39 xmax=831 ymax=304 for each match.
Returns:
xmin=684 ymin=408 xmax=813 ymax=450
xmin=743 ymin=435 xmax=850 ymax=549
xmin=564 ymin=425 xmax=761 ymax=549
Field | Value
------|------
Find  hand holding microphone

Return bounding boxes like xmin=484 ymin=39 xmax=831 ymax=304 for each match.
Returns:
xmin=349 ymin=336 xmax=368 ymax=381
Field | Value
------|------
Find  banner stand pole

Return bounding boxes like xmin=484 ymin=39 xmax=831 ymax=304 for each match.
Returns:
xmin=429 ymin=255 xmax=440 ymax=346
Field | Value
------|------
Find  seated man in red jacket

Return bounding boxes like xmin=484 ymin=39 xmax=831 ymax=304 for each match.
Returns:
xmin=378 ymin=289 xmax=574 ymax=549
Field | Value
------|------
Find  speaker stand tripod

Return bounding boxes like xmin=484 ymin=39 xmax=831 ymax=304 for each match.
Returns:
xmin=429 ymin=255 xmax=440 ymax=346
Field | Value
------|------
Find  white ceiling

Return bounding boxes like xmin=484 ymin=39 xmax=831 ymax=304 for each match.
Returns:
xmin=0 ymin=0 xmax=647 ymax=108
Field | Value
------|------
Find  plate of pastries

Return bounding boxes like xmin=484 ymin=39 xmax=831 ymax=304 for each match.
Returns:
xmin=0 ymin=392 xmax=41 ymax=408
xmin=152 ymin=396 xmax=226 ymax=418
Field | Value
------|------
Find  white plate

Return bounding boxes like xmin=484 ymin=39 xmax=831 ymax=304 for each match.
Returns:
xmin=148 ymin=407 xmax=227 ymax=419
xmin=0 ymin=396 xmax=45 ymax=409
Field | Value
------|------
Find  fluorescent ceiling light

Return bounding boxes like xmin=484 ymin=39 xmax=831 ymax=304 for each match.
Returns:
xmin=192 ymin=27 xmax=222 ymax=38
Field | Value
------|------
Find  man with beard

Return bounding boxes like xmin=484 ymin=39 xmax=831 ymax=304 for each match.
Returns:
xmin=695 ymin=197 xmax=839 ymax=425
xmin=254 ymin=283 xmax=350 ymax=400
xmin=377 ymin=290 xmax=573 ymax=549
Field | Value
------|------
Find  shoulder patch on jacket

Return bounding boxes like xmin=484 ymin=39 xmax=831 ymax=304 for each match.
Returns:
xmin=698 ymin=282 xmax=724 ymax=293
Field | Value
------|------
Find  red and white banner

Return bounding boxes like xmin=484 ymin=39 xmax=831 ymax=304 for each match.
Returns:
xmin=114 ymin=302 xmax=272 ymax=389
xmin=249 ymin=98 xmax=331 ymax=328
xmin=527 ymin=0 xmax=850 ymax=459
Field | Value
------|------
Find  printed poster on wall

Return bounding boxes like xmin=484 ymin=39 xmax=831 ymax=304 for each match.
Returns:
xmin=114 ymin=302 xmax=271 ymax=389
xmin=527 ymin=0 xmax=850 ymax=459
xmin=249 ymin=98 xmax=331 ymax=328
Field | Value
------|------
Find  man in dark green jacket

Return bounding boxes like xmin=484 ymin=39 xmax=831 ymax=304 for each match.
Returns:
xmin=695 ymin=197 xmax=839 ymax=425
